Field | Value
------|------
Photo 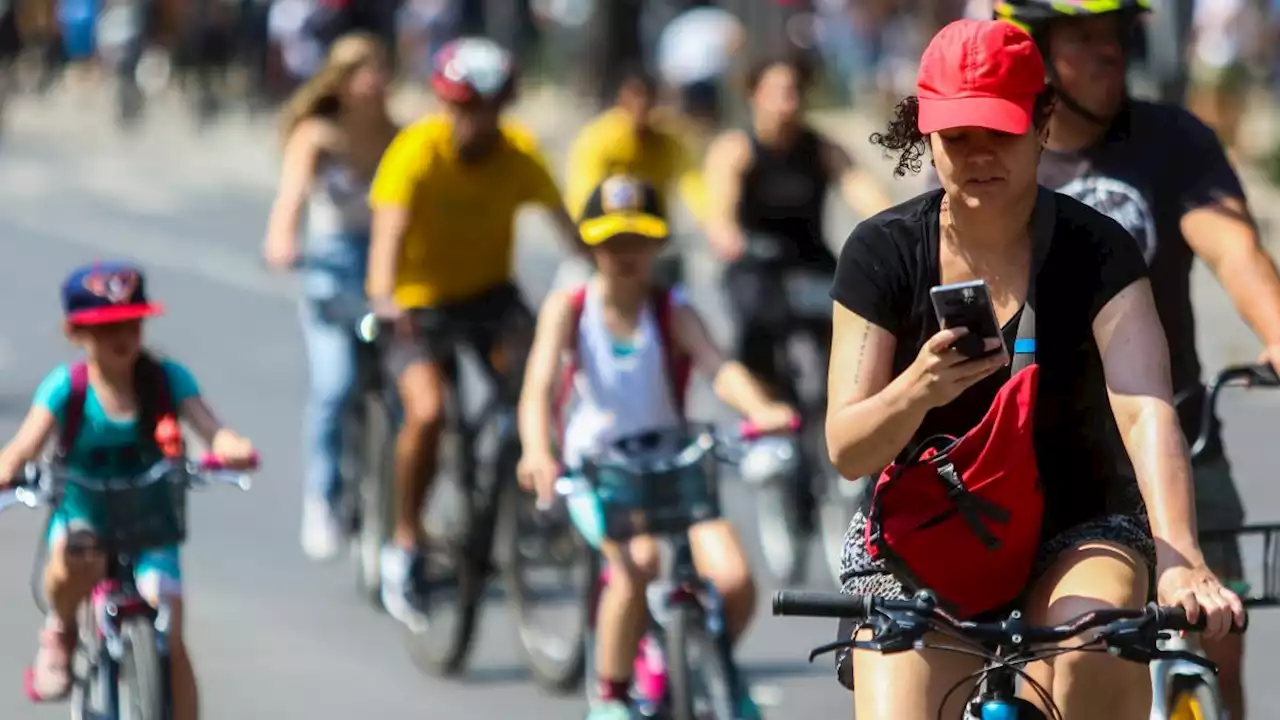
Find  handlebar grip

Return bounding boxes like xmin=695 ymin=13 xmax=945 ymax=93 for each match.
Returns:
xmin=1155 ymin=605 xmax=1249 ymax=634
xmin=772 ymin=590 xmax=869 ymax=619
xmin=197 ymin=452 xmax=260 ymax=472
xmin=739 ymin=417 xmax=802 ymax=441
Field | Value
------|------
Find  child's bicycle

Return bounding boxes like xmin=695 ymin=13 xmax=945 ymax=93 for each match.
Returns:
xmin=0 ymin=453 xmax=257 ymax=720
xmin=556 ymin=422 xmax=798 ymax=720
xmin=1153 ymin=363 xmax=1280 ymax=720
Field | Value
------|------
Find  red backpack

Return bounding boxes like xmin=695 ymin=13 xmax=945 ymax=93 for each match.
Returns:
xmin=863 ymin=190 xmax=1056 ymax=619
xmin=551 ymin=285 xmax=692 ymax=441
xmin=58 ymin=361 xmax=180 ymax=459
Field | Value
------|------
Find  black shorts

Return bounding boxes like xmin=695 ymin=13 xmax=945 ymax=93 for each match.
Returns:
xmin=380 ymin=282 xmax=533 ymax=390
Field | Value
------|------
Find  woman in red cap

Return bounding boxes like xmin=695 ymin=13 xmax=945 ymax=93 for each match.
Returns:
xmin=823 ymin=18 xmax=1243 ymax=719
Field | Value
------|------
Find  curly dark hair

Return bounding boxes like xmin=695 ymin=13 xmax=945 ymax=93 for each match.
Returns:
xmin=870 ymin=87 xmax=1058 ymax=178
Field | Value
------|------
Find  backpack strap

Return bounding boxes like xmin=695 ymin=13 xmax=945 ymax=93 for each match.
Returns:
xmin=651 ymin=287 xmax=691 ymax=417
xmin=552 ymin=285 xmax=590 ymax=442
xmin=58 ymin=362 xmax=90 ymax=457
xmin=1011 ymin=187 xmax=1056 ymax=375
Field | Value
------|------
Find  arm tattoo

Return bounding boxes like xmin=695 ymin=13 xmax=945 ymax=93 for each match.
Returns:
xmin=851 ymin=325 xmax=871 ymax=384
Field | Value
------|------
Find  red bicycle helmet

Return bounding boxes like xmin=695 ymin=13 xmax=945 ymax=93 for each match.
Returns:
xmin=431 ymin=37 xmax=518 ymax=106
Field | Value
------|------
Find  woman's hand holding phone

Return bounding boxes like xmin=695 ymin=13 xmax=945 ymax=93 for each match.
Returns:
xmin=904 ymin=327 xmax=1008 ymax=409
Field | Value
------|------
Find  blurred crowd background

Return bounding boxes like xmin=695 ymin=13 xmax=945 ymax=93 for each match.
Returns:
xmin=3 ymin=0 xmax=1280 ymax=180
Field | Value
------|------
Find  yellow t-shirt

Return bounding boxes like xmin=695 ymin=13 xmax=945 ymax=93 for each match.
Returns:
xmin=369 ymin=114 xmax=565 ymax=308
xmin=564 ymin=108 xmax=706 ymax=222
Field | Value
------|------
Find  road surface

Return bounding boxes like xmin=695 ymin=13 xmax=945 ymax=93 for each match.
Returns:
xmin=0 ymin=87 xmax=1275 ymax=719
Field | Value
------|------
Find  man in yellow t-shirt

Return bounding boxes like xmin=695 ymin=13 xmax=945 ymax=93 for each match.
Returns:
xmin=564 ymin=68 xmax=705 ymax=223
xmin=365 ymin=37 xmax=581 ymax=630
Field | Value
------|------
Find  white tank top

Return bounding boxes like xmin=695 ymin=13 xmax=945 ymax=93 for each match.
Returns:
xmin=561 ymin=283 xmax=684 ymax=468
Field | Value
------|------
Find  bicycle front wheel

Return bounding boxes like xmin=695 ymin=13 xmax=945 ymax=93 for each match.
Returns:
xmin=1167 ymin=676 xmax=1222 ymax=720
xmin=405 ymin=392 xmax=482 ymax=678
xmin=117 ymin=617 xmax=167 ymax=720
xmin=666 ymin=605 xmax=736 ymax=720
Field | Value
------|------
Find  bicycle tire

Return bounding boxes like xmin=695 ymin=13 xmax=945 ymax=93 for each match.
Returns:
xmin=405 ymin=388 xmax=482 ymax=678
xmin=354 ymin=390 xmax=394 ymax=609
xmin=498 ymin=456 xmax=594 ymax=694
xmin=117 ymin=617 xmax=166 ymax=720
xmin=666 ymin=604 xmax=736 ymax=720
xmin=1167 ymin=675 xmax=1222 ymax=720
xmin=71 ymin=603 xmax=108 ymax=720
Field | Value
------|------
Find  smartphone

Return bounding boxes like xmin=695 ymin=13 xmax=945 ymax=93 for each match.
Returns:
xmin=929 ymin=280 xmax=1005 ymax=360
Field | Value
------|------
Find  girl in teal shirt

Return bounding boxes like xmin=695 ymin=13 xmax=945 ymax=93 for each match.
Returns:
xmin=0 ymin=262 xmax=257 ymax=720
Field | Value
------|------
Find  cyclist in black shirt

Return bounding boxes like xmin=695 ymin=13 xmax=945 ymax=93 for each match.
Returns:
xmin=827 ymin=18 xmax=1243 ymax=719
xmin=993 ymin=1 xmax=1280 ymax=715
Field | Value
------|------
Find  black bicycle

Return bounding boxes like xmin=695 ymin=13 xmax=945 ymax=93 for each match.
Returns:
xmin=1149 ymin=363 xmax=1280 ymax=720
xmin=730 ymin=232 xmax=847 ymax=587
xmin=346 ymin=296 xmax=592 ymax=689
xmin=0 ymin=454 xmax=255 ymax=720
xmin=772 ymin=589 xmax=1246 ymax=720
xmin=305 ymin=290 xmax=393 ymax=607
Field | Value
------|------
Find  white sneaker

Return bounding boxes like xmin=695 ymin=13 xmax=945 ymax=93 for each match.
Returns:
xmin=301 ymin=498 xmax=342 ymax=562
xmin=380 ymin=545 xmax=430 ymax=632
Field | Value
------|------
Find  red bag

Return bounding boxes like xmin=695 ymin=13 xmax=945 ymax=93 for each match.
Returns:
xmin=863 ymin=189 xmax=1056 ymax=618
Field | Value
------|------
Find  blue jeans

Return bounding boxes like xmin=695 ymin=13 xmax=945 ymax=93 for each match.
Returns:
xmin=299 ymin=231 xmax=369 ymax=507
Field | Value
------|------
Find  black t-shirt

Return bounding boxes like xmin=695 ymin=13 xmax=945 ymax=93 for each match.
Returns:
xmin=831 ymin=189 xmax=1149 ymax=536
xmin=738 ymin=127 xmax=835 ymax=269
xmin=1038 ymin=100 xmax=1246 ymax=442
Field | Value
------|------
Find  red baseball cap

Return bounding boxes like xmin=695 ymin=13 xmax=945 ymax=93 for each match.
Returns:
xmin=916 ymin=19 xmax=1046 ymax=135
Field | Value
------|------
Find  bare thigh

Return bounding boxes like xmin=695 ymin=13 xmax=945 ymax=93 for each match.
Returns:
xmin=851 ymin=628 xmax=984 ymax=719
xmin=1020 ymin=540 xmax=1151 ymax=719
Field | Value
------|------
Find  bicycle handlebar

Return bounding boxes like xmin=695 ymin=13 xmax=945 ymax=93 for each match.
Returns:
xmin=1189 ymin=363 xmax=1280 ymax=459
xmin=773 ymin=589 xmax=1246 ymax=643
xmin=0 ymin=454 xmax=259 ymax=514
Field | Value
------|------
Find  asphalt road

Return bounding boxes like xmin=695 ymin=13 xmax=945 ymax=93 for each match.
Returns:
xmin=0 ymin=87 xmax=1277 ymax=719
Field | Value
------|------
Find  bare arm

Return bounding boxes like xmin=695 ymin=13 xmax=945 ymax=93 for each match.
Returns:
xmin=0 ymin=407 xmax=57 ymax=475
xmin=1094 ymin=280 xmax=1204 ymax=568
xmin=178 ymin=397 xmax=229 ymax=446
xmin=518 ymin=291 xmax=578 ymax=461
xmin=701 ymin=131 xmax=751 ymax=259
xmin=367 ymin=206 xmax=410 ymax=301
xmin=1182 ymin=197 xmax=1280 ymax=351
xmin=669 ymin=302 xmax=778 ymax=419
xmin=825 ymin=303 xmax=930 ymax=478
xmin=821 ymin=137 xmax=893 ymax=220
xmin=263 ymin=120 xmax=324 ymax=260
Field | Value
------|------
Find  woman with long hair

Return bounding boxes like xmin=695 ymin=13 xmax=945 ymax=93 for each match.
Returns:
xmin=263 ymin=31 xmax=397 ymax=562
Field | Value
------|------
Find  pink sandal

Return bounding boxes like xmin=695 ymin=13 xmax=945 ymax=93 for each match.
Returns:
xmin=23 ymin=627 xmax=74 ymax=702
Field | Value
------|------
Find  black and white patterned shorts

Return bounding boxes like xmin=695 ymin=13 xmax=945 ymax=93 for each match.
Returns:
xmin=831 ymin=487 xmax=1156 ymax=690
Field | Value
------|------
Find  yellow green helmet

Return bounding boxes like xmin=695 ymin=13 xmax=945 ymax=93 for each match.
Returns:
xmin=993 ymin=0 xmax=1151 ymax=34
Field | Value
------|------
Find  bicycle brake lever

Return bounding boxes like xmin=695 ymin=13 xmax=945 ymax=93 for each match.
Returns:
xmin=1153 ymin=649 xmax=1219 ymax=673
xmin=807 ymin=639 xmax=857 ymax=663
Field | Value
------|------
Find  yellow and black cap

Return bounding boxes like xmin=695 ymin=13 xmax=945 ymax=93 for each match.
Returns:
xmin=578 ymin=175 xmax=669 ymax=246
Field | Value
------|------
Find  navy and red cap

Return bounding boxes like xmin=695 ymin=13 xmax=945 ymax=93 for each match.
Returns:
xmin=61 ymin=262 xmax=164 ymax=326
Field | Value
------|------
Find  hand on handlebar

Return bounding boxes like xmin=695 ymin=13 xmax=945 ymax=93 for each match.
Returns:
xmin=1157 ymin=563 xmax=1246 ymax=640
xmin=517 ymin=450 xmax=561 ymax=507
xmin=370 ymin=296 xmax=414 ymax=342
xmin=209 ymin=430 xmax=259 ymax=471
xmin=742 ymin=404 xmax=801 ymax=438
xmin=261 ymin=233 xmax=299 ymax=271
xmin=1257 ymin=344 xmax=1280 ymax=379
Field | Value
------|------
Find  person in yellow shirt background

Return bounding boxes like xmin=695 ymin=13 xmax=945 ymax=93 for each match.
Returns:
xmin=555 ymin=68 xmax=707 ymax=290
xmin=364 ymin=36 xmax=582 ymax=630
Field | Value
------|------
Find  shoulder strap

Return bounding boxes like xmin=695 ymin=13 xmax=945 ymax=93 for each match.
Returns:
xmin=152 ymin=359 xmax=175 ymax=419
xmin=1011 ymin=187 xmax=1056 ymax=375
xmin=59 ymin=362 xmax=90 ymax=456
xmin=552 ymin=285 xmax=590 ymax=439
xmin=652 ymin=287 xmax=691 ymax=416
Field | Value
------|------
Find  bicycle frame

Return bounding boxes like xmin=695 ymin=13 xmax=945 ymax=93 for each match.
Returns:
xmin=586 ymin=529 xmax=733 ymax=716
xmin=82 ymin=552 xmax=174 ymax=718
